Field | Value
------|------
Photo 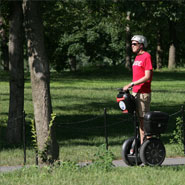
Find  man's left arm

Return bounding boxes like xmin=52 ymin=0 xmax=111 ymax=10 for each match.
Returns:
xmin=133 ymin=70 xmax=152 ymax=85
xmin=123 ymin=70 xmax=152 ymax=90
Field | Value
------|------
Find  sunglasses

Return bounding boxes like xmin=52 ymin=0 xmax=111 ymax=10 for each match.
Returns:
xmin=131 ymin=43 xmax=139 ymax=46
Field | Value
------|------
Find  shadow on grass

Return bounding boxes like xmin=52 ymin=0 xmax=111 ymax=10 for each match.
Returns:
xmin=49 ymin=67 xmax=185 ymax=82
xmin=0 ymin=67 xmax=185 ymax=150
xmin=0 ymin=100 xmax=184 ymax=151
xmin=55 ymin=106 xmax=183 ymax=147
xmin=1 ymin=67 xmax=185 ymax=83
xmin=153 ymin=70 xmax=185 ymax=81
xmin=0 ymin=113 xmax=134 ymax=151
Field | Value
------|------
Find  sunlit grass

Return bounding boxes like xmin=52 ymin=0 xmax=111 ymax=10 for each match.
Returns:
xmin=0 ymin=67 xmax=185 ymax=166
xmin=1 ymin=164 xmax=185 ymax=185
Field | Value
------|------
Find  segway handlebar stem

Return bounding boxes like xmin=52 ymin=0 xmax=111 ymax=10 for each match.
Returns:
xmin=117 ymin=88 xmax=132 ymax=93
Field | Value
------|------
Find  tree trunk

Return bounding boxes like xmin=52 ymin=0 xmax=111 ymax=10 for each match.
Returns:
xmin=156 ymin=29 xmax=163 ymax=69
xmin=168 ymin=21 xmax=176 ymax=69
xmin=0 ymin=16 xmax=9 ymax=71
xmin=69 ymin=56 xmax=76 ymax=71
xmin=23 ymin=0 xmax=59 ymax=164
xmin=6 ymin=1 xmax=24 ymax=144
xmin=125 ymin=11 xmax=131 ymax=70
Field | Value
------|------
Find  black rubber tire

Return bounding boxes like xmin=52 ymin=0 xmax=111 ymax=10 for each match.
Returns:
xmin=139 ymin=138 xmax=166 ymax=166
xmin=122 ymin=137 xmax=142 ymax=166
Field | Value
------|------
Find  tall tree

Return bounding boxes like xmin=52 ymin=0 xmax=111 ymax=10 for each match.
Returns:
xmin=156 ymin=29 xmax=163 ymax=69
xmin=23 ymin=0 xmax=59 ymax=164
xmin=168 ymin=20 xmax=176 ymax=69
xmin=6 ymin=1 xmax=24 ymax=144
xmin=125 ymin=11 xmax=131 ymax=70
xmin=0 ymin=16 xmax=9 ymax=70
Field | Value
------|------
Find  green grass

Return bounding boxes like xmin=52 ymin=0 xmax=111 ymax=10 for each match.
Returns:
xmin=0 ymin=66 xmax=185 ymax=167
xmin=1 ymin=165 xmax=185 ymax=185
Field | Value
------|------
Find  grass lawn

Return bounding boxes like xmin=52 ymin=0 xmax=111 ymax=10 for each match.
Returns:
xmin=0 ymin=66 xmax=185 ymax=168
xmin=1 ymin=164 xmax=185 ymax=185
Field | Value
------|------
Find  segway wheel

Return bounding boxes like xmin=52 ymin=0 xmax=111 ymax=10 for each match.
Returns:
xmin=140 ymin=138 xmax=166 ymax=166
xmin=122 ymin=137 xmax=142 ymax=166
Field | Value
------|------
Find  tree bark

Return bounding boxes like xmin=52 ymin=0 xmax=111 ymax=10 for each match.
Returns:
xmin=125 ymin=11 xmax=131 ymax=70
xmin=23 ymin=0 xmax=59 ymax=164
xmin=69 ymin=56 xmax=76 ymax=71
xmin=6 ymin=1 xmax=24 ymax=144
xmin=168 ymin=21 xmax=176 ymax=69
xmin=0 ymin=16 xmax=9 ymax=71
xmin=156 ymin=29 xmax=163 ymax=69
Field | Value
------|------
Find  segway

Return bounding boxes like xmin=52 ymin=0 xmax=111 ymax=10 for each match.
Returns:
xmin=117 ymin=88 xmax=169 ymax=166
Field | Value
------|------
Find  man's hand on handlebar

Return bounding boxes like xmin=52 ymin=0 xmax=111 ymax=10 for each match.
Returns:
xmin=123 ymin=83 xmax=132 ymax=91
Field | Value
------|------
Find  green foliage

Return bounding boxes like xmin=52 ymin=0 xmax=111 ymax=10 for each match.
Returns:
xmin=30 ymin=113 xmax=57 ymax=164
xmin=90 ymin=144 xmax=115 ymax=171
xmin=53 ymin=144 xmax=115 ymax=172
xmin=49 ymin=113 xmax=56 ymax=129
xmin=2 ymin=1 xmax=185 ymax=71
xmin=59 ymin=161 xmax=80 ymax=171
xmin=41 ymin=113 xmax=56 ymax=164
xmin=41 ymin=0 xmax=185 ymax=71
xmin=43 ymin=0 xmax=126 ymax=71
xmin=170 ymin=117 xmax=184 ymax=153
xmin=30 ymin=119 xmax=38 ymax=151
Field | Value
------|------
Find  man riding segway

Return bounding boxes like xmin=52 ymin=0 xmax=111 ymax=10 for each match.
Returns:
xmin=123 ymin=35 xmax=153 ymax=147
xmin=118 ymin=35 xmax=169 ymax=166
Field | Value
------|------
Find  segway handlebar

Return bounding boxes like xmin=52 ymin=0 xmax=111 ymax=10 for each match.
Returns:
xmin=117 ymin=88 xmax=132 ymax=93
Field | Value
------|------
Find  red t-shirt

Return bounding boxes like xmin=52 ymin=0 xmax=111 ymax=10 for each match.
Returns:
xmin=132 ymin=52 xmax=153 ymax=93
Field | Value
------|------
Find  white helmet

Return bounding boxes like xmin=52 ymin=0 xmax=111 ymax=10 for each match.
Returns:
xmin=131 ymin=35 xmax=148 ymax=48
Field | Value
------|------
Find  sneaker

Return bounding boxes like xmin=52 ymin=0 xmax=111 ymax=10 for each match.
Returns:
xmin=130 ymin=148 xmax=134 ymax=155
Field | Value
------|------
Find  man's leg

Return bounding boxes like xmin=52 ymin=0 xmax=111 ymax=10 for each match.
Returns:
xmin=139 ymin=117 xmax=144 ymax=144
xmin=133 ymin=93 xmax=151 ymax=144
